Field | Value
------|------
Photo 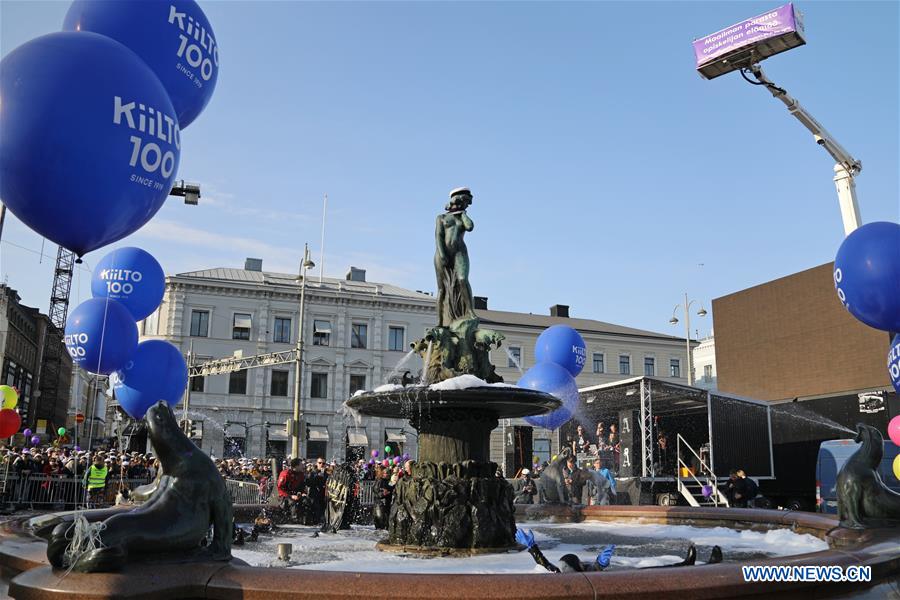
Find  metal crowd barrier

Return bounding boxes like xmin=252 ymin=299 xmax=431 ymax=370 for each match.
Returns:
xmin=0 ymin=473 xmax=151 ymax=510
xmin=356 ymin=479 xmax=376 ymax=505
xmin=225 ymin=478 xmax=275 ymax=505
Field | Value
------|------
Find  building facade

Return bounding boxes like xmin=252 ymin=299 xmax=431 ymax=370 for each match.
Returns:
xmin=135 ymin=263 xmax=692 ymax=470
xmin=691 ymin=333 xmax=717 ymax=390
xmin=138 ymin=261 xmax=435 ymax=461
xmin=0 ymin=285 xmax=72 ymax=437
xmin=712 ymin=262 xmax=891 ymax=401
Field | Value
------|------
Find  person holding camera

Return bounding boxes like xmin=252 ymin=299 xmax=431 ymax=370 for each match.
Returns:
xmin=277 ymin=458 xmax=306 ymax=522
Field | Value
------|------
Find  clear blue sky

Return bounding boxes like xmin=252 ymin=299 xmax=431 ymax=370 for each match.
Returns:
xmin=2 ymin=1 xmax=897 ymax=338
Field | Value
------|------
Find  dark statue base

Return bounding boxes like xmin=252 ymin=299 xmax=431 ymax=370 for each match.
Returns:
xmin=386 ymin=461 xmax=516 ymax=550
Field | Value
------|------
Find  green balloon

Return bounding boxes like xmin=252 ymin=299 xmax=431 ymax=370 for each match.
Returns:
xmin=57 ymin=427 xmax=66 ymax=436
xmin=384 ymin=445 xmax=391 ymax=454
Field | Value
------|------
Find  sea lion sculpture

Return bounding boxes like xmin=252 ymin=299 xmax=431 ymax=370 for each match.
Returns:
xmin=836 ymin=423 xmax=900 ymax=529
xmin=537 ymin=447 xmax=572 ymax=504
xmin=46 ymin=400 xmax=232 ymax=572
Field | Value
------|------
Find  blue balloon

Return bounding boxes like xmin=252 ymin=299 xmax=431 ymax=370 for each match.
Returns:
xmin=65 ymin=298 xmax=139 ymax=375
xmin=888 ymin=335 xmax=900 ymax=395
xmin=0 ymin=32 xmax=180 ymax=256
xmin=519 ymin=362 xmax=579 ymax=430
xmin=113 ymin=340 xmax=188 ymax=419
xmin=64 ymin=0 xmax=219 ymax=129
xmin=534 ymin=325 xmax=587 ymax=377
xmin=91 ymin=247 xmax=165 ymax=321
xmin=834 ymin=222 xmax=900 ymax=332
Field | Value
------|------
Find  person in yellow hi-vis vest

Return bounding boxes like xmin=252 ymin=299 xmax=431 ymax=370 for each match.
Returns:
xmin=84 ymin=454 xmax=109 ymax=508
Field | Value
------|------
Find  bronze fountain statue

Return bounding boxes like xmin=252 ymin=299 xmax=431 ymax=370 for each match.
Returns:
xmin=347 ymin=188 xmax=560 ymax=551
xmin=413 ymin=188 xmax=504 ymax=384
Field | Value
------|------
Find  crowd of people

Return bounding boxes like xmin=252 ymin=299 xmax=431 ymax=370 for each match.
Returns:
xmin=2 ymin=439 xmax=762 ymax=514
xmin=272 ymin=456 xmax=413 ymax=529
xmin=0 ymin=445 xmax=158 ymax=507
xmin=514 ymin=454 xmax=617 ymax=506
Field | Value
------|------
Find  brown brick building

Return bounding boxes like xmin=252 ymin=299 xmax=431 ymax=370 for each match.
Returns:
xmin=713 ymin=262 xmax=892 ymax=402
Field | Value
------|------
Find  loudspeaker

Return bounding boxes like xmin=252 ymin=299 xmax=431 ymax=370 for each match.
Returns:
xmin=504 ymin=426 xmax=533 ymax=477
xmin=617 ymin=409 xmax=641 ymax=477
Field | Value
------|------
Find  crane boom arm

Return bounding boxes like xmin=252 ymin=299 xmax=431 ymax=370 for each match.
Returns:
xmin=749 ymin=64 xmax=861 ymax=175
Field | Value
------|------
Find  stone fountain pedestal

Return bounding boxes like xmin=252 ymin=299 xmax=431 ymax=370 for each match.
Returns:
xmin=347 ymin=385 xmax=560 ymax=551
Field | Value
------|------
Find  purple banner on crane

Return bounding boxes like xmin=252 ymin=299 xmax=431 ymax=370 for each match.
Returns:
xmin=693 ymin=3 xmax=805 ymax=77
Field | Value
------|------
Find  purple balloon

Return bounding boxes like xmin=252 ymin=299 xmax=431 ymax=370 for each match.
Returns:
xmin=371 ymin=449 xmax=379 ymax=458
xmin=701 ymin=485 xmax=713 ymax=498
xmin=30 ymin=435 xmax=40 ymax=445
xmin=74 ymin=445 xmax=82 ymax=452
xmin=23 ymin=428 xmax=32 ymax=438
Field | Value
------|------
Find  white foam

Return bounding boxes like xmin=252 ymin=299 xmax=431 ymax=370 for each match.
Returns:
xmin=373 ymin=383 xmax=404 ymax=393
xmin=428 ymin=374 xmax=519 ymax=391
xmin=233 ymin=521 xmax=827 ymax=574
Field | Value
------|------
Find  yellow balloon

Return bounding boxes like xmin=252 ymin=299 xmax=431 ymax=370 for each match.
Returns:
xmin=0 ymin=385 xmax=17 ymax=410
xmin=893 ymin=454 xmax=900 ymax=482
xmin=551 ymin=455 xmax=557 ymax=461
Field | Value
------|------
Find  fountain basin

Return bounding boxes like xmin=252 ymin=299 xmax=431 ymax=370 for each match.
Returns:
xmin=347 ymin=385 xmax=562 ymax=421
xmin=348 ymin=386 xmax=559 ymax=465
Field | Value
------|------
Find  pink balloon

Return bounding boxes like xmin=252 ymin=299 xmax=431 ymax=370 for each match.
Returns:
xmin=889 ymin=415 xmax=900 ymax=447
xmin=382 ymin=459 xmax=389 ymax=467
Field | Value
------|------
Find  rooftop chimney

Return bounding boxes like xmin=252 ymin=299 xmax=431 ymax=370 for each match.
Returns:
xmin=550 ymin=304 xmax=569 ymax=318
xmin=346 ymin=267 xmax=366 ymax=282
xmin=244 ymin=258 xmax=263 ymax=272
xmin=474 ymin=296 xmax=488 ymax=310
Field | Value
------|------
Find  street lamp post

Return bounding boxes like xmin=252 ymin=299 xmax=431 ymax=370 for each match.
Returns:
xmin=291 ymin=244 xmax=315 ymax=459
xmin=669 ymin=292 xmax=707 ymax=385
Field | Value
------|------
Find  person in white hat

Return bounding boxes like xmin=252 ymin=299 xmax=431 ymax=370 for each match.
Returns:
xmin=514 ymin=467 xmax=536 ymax=504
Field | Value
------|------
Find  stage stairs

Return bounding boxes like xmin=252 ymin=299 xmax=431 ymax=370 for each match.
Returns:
xmin=676 ymin=434 xmax=730 ymax=508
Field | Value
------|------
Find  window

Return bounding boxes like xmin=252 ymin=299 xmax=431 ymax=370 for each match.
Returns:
xmin=533 ymin=439 xmax=551 ymax=465
xmin=388 ymin=326 xmax=405 ymax=351
xmin=349 ymin=374 xmax=367 ymax=394
xmin=508 ymin=346 xmax=522 ymax=368
xmin=189 ymin=310 xmax=209 ymax=337
xmin=232 ymin=313 xmax=251 ymax=340
xmin=351 ymin=323 xmax=367 ymax=349
xmin=228 ymin=370 xmax=247 ymax=394
xmin=190 ymin=376 xmax=205 ymax=393
xmin=273 ymin=317 xmax=291 ymax=343
xmin=310 ymin=372 xmax=328 ymax=398
xmin=670 ymin=359 xmax=681 ymax=378
xmin=313 ymin=320 xmax=331 ymax=346
xmin=704 ymin=365 xmax=713 ymax=382
xmin=644 ymin=357 xmax=655 ymax=376
xmin=592 ymin=353 xmax=605 ymax=373
xmin=619 ymin=355 xmax=631 ymax=375
xmin=271 ymin=370 xmax=289 ymax=396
